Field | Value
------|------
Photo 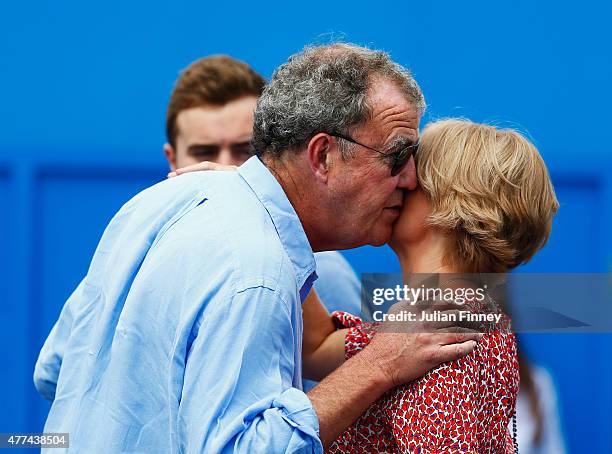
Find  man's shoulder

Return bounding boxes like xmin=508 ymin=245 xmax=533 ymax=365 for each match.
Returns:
xmin=124 ymin=170 xmax=263 ymax=242
xmin=130 ymin=170 xmax=242 ymax=206
xmin=145 ymin=172 xmax=294 ymax=294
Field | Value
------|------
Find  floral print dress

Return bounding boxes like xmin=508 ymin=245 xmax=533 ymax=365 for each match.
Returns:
xmin=328 ymin=311 xmax=519 ymax=454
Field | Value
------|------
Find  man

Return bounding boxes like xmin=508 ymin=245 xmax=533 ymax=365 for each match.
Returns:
xmin=163 ymin=55 xmax=262 ymax=169
xmin=162 ymin=55 xmax=361 ymax=316
xmin=35 ymin=43 xmax=480 ymax=452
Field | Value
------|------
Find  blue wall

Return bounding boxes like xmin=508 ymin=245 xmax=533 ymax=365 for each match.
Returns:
xmin=2 ymin=1 xmax=611 ymax=452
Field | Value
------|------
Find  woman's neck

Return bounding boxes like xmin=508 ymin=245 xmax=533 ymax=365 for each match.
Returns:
xmin=393 ymin=230 xmax=461 ymax=278
xmin=393 ymin=232 xmax=487 ymax=294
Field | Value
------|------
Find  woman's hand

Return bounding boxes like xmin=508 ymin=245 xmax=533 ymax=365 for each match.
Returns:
xmin=167 ymin=161 xmax=238 ymax=178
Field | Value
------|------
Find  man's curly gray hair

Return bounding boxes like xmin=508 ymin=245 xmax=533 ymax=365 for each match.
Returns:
xmin=253 ymin=43 xmax=425 ymax=158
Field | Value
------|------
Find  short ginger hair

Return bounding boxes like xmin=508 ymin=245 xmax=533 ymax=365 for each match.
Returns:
xmin=417 ymin=119 xmax=559 ymax=272
xmin=166 ymin=55 xmax=266 ymax=148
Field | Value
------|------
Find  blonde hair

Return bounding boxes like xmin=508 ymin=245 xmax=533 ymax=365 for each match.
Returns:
xmin=417 ymin=119 xmax=559 ymax=272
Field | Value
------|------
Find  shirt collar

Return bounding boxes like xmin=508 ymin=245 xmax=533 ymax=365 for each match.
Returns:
xmin=238 ymin=156 xmax=317 ymax=298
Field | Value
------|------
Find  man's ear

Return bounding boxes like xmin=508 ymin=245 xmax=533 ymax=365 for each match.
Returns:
xmin=306 ymin=133 xmax=334 ymax=183
xmin=163 ymin=143 xmax=177 ymax=171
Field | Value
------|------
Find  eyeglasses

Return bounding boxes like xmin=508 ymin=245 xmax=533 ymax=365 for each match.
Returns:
xmin=330 ymin=133 xmax=418 ymax=176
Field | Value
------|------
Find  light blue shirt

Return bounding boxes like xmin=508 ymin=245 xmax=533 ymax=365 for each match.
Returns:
xmin=34 ymin=156 xmax=323 ymax=453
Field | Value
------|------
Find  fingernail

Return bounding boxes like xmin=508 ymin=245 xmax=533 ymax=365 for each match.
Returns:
xmin=167 ymin=172 xmax=176 ymax=178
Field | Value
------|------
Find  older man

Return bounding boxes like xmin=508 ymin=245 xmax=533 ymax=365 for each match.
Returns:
xmin=35 ymin=44 xmax=480 ymax=453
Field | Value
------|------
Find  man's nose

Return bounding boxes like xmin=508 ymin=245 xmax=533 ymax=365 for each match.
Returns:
xmin=396 ymin=155 xmax=417 ymax=190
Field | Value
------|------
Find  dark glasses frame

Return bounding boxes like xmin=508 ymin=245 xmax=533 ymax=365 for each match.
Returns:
xmin=330 ymin=132 xmax=419 ymax=176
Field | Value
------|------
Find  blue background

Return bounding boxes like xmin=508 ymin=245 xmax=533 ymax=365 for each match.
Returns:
xmin=1 ymin=1 xmax=611 ymax=452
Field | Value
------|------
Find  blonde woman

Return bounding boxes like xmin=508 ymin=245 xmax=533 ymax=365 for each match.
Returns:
xmin=324 ymin=119 xmax=559 ymax=453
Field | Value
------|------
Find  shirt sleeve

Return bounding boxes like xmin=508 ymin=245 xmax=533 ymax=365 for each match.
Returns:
xmin=33 ymin=279 xmax=84 ymax=401
xmin=177 ymin=285 xmax=323 ymax=454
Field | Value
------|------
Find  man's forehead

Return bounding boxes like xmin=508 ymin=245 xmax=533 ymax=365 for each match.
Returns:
xmin=366 ymin=102 xmax=421 ymax=144
xmin=176 ymin=104 xmax=254 ymax=144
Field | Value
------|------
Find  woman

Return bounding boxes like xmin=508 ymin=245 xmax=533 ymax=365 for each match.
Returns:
xmin=324 ymin=119 xmax=559 ymax=453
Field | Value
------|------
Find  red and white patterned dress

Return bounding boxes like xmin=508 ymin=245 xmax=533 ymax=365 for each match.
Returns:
xmin=328 ymin=311 xmax=519 ymax=454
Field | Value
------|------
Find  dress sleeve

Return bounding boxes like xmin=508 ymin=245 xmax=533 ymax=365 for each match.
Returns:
xmin=330 ymin=311 xmax=377 ymax=360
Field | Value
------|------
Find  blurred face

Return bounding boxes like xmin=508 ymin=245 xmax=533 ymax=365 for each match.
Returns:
xmin=164 ymin=96 xmax=257 ymax=170
xmin=327 ymin=79 xmax=419 ymax=247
